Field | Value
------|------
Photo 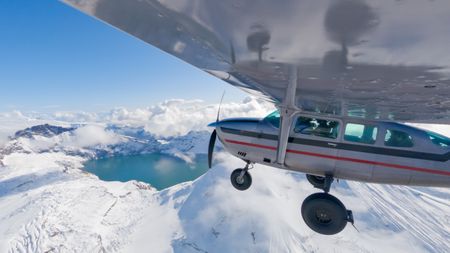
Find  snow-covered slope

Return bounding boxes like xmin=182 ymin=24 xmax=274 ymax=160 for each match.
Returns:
xmin=0 ymin=99 xmax=449 ymax=252
xmin=1 ymin=150 xmax=449 ymax=253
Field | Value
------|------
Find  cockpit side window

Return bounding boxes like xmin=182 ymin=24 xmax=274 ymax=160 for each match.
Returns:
xmin=344 ymin=123 xmax=378 ymax=144
xmin=384 ymin=129 xmax=414 ymax=148
xmin=294 ymin=116 xmax=339 ymax=139
xmin=264 ymin=110 xmax=280 ymax=128
xmin=425 ymin=131 xmax=450 ymax=148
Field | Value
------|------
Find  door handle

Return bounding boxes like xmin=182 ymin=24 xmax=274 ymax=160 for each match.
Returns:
xmin=327 ymin=142 xmax=337 ymax=147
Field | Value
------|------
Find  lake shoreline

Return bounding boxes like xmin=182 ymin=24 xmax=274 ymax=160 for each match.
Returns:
xmin=83 ymin=153 xmax=208 ymax=190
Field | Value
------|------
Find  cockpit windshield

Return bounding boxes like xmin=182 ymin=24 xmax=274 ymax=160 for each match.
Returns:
xmin=264 ymin=110 xmax=280 ymax=128
xmin=425 ymin=131 xmax=450 ymax=148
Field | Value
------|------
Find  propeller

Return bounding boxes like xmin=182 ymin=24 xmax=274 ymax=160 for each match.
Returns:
xmin=208 ymin=129 xmax=217 ymax=168
xmin=208 ymin=91 xmax=225 ymax=169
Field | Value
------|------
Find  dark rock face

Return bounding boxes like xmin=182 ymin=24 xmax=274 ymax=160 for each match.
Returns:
xmin=14 ymin=124 xmax=75 ymax=139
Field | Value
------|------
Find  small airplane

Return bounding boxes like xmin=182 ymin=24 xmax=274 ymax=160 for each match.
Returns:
xmin=63 ymin=0 xmax=450 ymax=235
xmin=207 ymin=112 xmax=450 ymax=234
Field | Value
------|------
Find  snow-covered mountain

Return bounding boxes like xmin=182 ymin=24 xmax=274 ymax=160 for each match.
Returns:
xmin=1 ymin=124 xmax=209 ymax=161
xmin=0 ymin=99 xmax=449 ymax=252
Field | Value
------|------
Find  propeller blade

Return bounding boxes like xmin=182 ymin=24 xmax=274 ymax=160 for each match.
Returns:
xmin=208 ymin=130 xmax=217 ymax=168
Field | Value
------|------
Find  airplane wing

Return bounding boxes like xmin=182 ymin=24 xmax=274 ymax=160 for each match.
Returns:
xmin=62 ymin=0 xmax=450 ymax=123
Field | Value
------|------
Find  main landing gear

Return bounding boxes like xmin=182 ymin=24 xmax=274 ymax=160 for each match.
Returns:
xmin=229 ymin=165 xmax=353 ymax=235
xmin=302 ymin=174 xmax=354 ymax=235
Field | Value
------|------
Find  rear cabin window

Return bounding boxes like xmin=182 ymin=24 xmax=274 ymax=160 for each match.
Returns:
xmin=344 ymin=123 xmax=378 ymax=144
xmin=294 ymin=116 xmax=339 ymax=139
xmin=426 ymin=131 xmax=450 ymax=148
xmin=384 ymin=129 xmax=414 ymax=148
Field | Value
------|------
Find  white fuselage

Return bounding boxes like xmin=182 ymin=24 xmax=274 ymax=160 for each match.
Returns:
xmin=214 ymin=114 xmax=450 ymax=188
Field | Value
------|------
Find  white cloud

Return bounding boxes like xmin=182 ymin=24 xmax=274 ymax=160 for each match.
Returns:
xmin=2 ymin=97 xmax=450 ymax=145
xmin=47 ymin=97 xmax=275 ymax=137
xmin=0 ymin=97 xmax=274 ymax=150
xmin=68 ymin=125 xmax=122 ymax=148
xmin=52 ymin=111 xmax=98 ymax=122
xmin=140 ymin=97 xmax=275 ymax=137
xmin=154 ymin=158 xmax=177 ymax=174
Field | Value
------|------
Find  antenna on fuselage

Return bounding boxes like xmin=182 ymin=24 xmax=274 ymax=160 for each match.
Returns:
xmin=208 ymin=90 xmax=226 ymax=169
xmin=216 ymin=90 xmax=226 ymax=123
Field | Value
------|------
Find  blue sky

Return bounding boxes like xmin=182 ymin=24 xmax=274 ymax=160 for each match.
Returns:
xmin=0 ymin=0 xmax=245 ymax=112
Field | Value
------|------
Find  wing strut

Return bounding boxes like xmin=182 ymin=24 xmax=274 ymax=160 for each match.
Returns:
xmin=275 ymin=66 xmax=299 ymax=165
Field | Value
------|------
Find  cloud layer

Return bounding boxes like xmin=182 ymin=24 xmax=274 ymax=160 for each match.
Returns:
xmin=2 ymin=97 xmax=275 ymax=138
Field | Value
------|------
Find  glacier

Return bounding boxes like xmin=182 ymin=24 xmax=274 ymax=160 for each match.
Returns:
xmin=0 ymin=98 xmax=449 ymax=252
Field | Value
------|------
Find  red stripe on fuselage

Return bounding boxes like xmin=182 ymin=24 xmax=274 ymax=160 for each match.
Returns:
xmin=224 ymin=139 xmax=450 ymax=177
xmin=226 ymin=139 xmax=277 ymax=150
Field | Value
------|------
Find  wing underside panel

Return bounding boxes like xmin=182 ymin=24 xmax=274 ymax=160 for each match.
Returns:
xmin=63 ymin=0 xmax=450 ymax=123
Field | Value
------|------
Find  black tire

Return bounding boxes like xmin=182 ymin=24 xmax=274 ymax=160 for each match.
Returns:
xmin=306 ymin=174 xmax=326 ymax=189
xmin=301 ymin=193 xmax=348 ymax=235
xmin=230 ymin=169 xmax=252 ymax=191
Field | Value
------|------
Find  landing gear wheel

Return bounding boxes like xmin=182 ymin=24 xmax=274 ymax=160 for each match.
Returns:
xmin=301 ymin=193 xmax=350 ymax=235
xmin=306 ymin=174 xmax=326 ymax=189
xmin=306 ymin=174 xmax=333 ymax=193
xmin=230 ymin=169 xmax=252 ymax=191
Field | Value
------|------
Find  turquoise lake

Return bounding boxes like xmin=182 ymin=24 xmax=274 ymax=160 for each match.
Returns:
xmin=83 ymin=153 xmax=209 ymax=190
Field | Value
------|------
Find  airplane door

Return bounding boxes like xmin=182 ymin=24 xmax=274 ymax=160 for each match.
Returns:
xmin=336 ymin=122 xmax=378 ymax=181
xmin=285 ymin=115 xmax=341 ymax=176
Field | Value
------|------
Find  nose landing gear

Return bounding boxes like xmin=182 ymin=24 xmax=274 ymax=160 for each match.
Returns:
xmin=302 ymin=174 xmax=354 ymax=235
xmin=230 ymin=163 xmax=253 ymax=191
